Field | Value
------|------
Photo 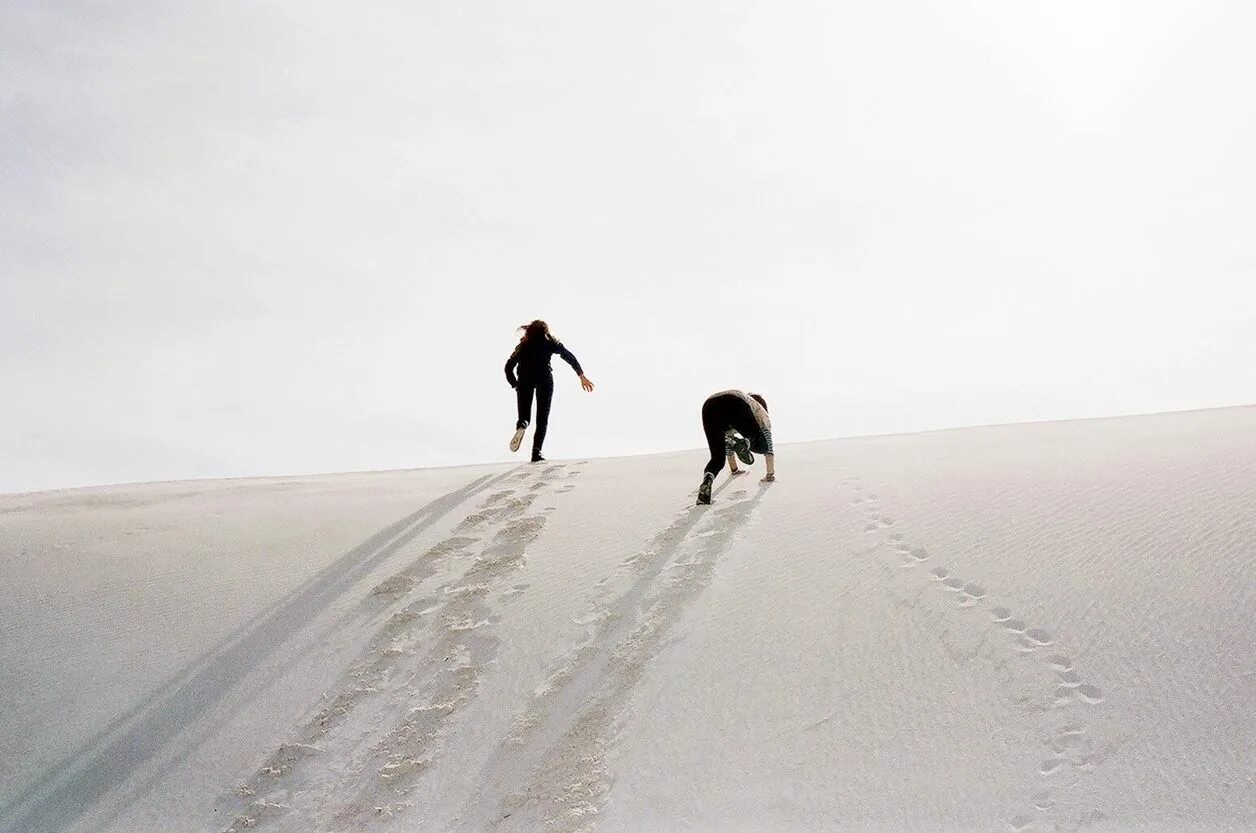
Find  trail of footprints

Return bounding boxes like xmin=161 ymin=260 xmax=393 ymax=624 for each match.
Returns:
xmin=460 ymin=483 xmax=769 ymax=833
xmin=844 ymin=475 xmax=1107 ymax=833
xmin=221 ymin=463 xmax=585 ymax=833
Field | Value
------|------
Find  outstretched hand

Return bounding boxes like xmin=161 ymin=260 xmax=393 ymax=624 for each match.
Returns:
xmin=580 ymin=374 xmax=595 ymax=392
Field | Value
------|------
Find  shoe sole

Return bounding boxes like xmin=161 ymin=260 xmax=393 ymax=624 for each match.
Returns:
xmin=510 ymin=428 xmax=525 ymax=452
xmin=731 ymin=438 xmax=754 ymax=466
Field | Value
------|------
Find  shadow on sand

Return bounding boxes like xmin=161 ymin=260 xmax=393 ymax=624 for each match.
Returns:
xmin=0 ymin=469 xmax=512 ymax=833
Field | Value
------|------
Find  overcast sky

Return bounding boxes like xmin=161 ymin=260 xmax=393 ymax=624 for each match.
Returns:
xmin=2 ymin=0 xmax=1254 ymax=494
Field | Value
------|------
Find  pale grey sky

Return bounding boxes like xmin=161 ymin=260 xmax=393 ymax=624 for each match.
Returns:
xmin=2 ymin=0 xmax=1254 ymax=494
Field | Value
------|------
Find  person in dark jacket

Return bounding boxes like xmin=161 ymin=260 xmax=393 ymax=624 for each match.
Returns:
xmin=697 ymin=390 xmax=775 ymax=504
xmin=504 ymin=320 xmax=594 ymax=462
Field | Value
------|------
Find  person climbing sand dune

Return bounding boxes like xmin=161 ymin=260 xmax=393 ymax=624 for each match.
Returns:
xmin=697 ymin=389 xmax=774 ymax=504
xmin=504 ymin=319 xmax=594 ymax=463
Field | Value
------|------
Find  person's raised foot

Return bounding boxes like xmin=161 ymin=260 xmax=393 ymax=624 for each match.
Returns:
xmin=531 ymin=453 xmax=546 ymax=463
xmin=730 ymin=468 xmax=747 ymax=476
xmin=730 ymin=437 xmax=755 ymax=466
xmin=697 ymin=472 xmax=715 ymax=505
xmin=510 ymin=424 xmax=527 ymax=453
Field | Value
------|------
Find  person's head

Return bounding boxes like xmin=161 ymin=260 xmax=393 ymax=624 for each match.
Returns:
xmin=748 ymin=393 xmax=768 ymax=412
xmin=518 ymin=319 xmax=552 ymax=344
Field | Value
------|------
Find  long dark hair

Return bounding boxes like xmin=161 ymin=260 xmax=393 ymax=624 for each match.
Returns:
xmin=517 ymin=319 xmax=554 ymax=346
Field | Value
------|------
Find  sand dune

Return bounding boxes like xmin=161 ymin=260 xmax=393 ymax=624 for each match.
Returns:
xmin=2 ymin=406 xmax=1254 ymax=833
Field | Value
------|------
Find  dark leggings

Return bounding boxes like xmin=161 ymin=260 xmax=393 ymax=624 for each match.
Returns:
xmin=701 ymin=394 xmax=761 ymax=476
xmin=516 ymin=375 xmax=554 ymax=456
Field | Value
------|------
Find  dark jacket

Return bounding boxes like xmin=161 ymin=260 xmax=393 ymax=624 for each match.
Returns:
xmin=505 ymin=337 xmax=583 ymax=387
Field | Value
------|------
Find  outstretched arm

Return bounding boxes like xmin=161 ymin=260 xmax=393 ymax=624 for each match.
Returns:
xmin=554 ymin=342 xmax=583 ymax=375
xmin=555 ymin=342 xmax=594 ymax=392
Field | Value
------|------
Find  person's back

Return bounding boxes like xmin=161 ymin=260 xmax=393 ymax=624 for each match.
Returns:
xmin=510 ymin=337 xmax=563 ymax=383
xmin=707 ymin=389 xmax=772 ymax=448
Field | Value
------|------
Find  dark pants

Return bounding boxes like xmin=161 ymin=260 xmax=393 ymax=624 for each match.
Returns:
xmin=516 ymin=374 xmax=554 ymax=456
xmin=701 ymin=393 xmax=762 ymax=476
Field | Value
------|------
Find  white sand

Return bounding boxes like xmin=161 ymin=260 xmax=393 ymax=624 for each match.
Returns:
xmin=1 ymin=406 xmax=1253 ymax=833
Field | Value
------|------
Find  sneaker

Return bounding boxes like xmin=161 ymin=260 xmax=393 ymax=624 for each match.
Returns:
xmin=730 ymin=436 xmax=755 ymax=466
xmin=697 ymin=472 xmax=715 ymax=505
xmin=510 ymin=427 xmax=526 ymax=452
xmin=531 ymin=453 xmax=546 ymax=463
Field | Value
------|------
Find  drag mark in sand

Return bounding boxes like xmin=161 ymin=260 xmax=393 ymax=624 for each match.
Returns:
xmin=842 ymin=473 xmax=1110 ymax=833
xmin=220 ymin=464 xmax=579 ymax=833
xmin=455 ymin=481 xmax=769 ymax=833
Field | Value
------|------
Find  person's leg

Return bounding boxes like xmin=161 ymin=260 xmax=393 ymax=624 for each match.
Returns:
xmin=728 ymin=400 xmax=774 ymax=479
xmin=516 ymin=381 xmax=534 ymax=429
xmin=697 ymin=397 xmax=733 ymax=504
xmin=729 ymin=401 xmax=764 ymax=454
xmin=702 ymin=399 xmax=730 ymax=477
xmin=511 ymin=382 xmax=534 ymax=452
xmin=531 ymin=376 xmax=554 ymax=460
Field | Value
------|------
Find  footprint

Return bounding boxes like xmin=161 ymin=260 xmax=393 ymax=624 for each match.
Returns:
xmin=1039 ymin=757 xmax=1065 ymax=776
xmin=1031 ymin=791 xmax=1054 ymax=811
xmin=1023 ymin=629 xmax=1053 ymax=646
xmin=888 ymin=533 xmax=903 ymax=542
xmin=1047 ymin=655 xmax=1073 ymax=672
xmin=371 ymin=574 xmax=417 ymax=597
xmin=991 ymin=607 xmax=1012 ymax=622
xmin=1010 ymin=815 xmax=1032 ymax=832
xmin=929 ymin=567 xmax=950 ymax=581
xmin=1075 ymin=753 xmax=1106 ymax=772
xmin=258 ymin=742 xmax=320 ymax=779
xmin=1076 ymin=684 xmax=1104 ymax=704
xmin=878 ymin=516 xmax=894 ymax=526
xmin=865 ymin=523 xmax=879 ymax=532
xmin=961 ymin=583 xmax=986 ymax=599
xmin=908 ymin=548 xmax=930 ymax=562
xmin=1004 ymin=619 xmax=1027 ymax=634
xmin=1056 ymin=670 xmax=1081 ymax=687
xmin=942 ymin=576 xmax=965 ymax=591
